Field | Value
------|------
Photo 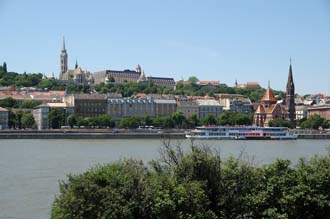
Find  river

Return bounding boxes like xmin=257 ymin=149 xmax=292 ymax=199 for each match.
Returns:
xmin=0 ymin=139 xmax=329 ymax=219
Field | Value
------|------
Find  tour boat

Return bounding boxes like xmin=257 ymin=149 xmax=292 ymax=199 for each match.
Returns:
xmin=185 ymin=126 xmax=297 ymax=140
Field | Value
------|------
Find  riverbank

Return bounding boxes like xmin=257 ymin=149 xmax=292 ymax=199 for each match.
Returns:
xmin=0 ymin=130 xmax=186 ymax=139
xmin=0 ymin=129 xmax=330 ymax=139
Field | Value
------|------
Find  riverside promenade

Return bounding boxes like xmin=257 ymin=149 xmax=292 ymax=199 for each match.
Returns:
xmin=0 ymin=129 xmax=186 ymax=139
xmin=0 ymin=129 xmax=330 ymax=139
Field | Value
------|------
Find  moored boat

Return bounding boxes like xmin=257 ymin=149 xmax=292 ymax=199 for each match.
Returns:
xmin=185 ymin=126 xmax=297 ymax=140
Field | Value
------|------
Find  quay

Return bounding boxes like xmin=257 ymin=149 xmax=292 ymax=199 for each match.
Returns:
xmin=0 ymin=129 xmax=329 ymax=139
xmin=0 ymin=129 xmax=186 ymax=139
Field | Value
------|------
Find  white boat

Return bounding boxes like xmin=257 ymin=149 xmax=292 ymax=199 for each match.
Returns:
xmin=185 ymin=126 xmax=297 ymax=140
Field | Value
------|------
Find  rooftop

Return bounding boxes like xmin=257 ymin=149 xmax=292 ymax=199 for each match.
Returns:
xmin=261 ymin=88 xmax=276 ymax=103
xmin=196 ymin=99 xmax=221 ymax=106
xmin=0 ymin=107 xmax=8 ymax=112
xmin=72 ymin=93 xmax=107 ymax=100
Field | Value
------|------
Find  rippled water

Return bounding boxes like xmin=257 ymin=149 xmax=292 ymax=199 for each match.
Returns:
xmin=0 ymin=139 xmax=329 ymax=219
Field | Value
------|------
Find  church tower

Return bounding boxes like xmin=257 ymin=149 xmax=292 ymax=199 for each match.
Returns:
xmin=285 ymin=59 xmax=296 ymax=128
xmin=60 ymin=37 xmax=68 ymax=79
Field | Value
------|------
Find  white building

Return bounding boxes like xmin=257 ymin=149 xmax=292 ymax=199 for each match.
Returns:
xmin=196 ymin=99 xmax=223 ymax=119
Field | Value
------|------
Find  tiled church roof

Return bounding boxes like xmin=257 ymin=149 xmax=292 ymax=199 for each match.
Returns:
xmin=261 ymin=88 xmax=276 ymax=103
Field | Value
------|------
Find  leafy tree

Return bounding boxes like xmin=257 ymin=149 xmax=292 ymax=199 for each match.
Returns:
xmin=216 ymin=111 xmax=252 ymax=126
xmin=51 ymin=143 xmax=330 ymax=219
xmin=187 ymin=113 xmax=199 ymax=128
xmin=188 ymin=76 xmax=199 ymax=84
xmin=216 ymin=111 xmax=237 ymax=125
xmin=77 ymin=117 xmax=89 ymax=127
xmin=144 ymin=115 xmax=154 ymax=126
xmin=0 ymin=97 xmax=18 ymax=108
xmin=152 ymin=115 xmax=174 ymax=128
xmin=14 ymin=110 xmax=24 ymax=129
xmin=48 ymin=108 xmax=65 ymax=129
xmin=119 ymin=116 xmax=143 ymax=129
xmin=96 ymin=114 xmax=115 ymax=128
xmin=300 ymin=115 xmax=327 ymax=130
xmin=200 ymin=114 xmax=217 ymax=126
xmin=269 ymin=118 xmax=291 ymax=128
xmin=19 ymin=100 xmax=42 ymax=109
xmin=67 ymin=115 xmax=77 ymax=128
xmin=172 ymin=111 xmax=186 ymax=128
xmin=8 ymin=110 xmax=17 ymax=128
xmin=235 ymin=113 xmax=253 ymax=125
xmin=21 ymin=111 xmax=35 ymax=129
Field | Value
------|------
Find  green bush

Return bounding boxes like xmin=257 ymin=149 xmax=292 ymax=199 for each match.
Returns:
xmin=51 ymin=144 xmax=330 ymax=219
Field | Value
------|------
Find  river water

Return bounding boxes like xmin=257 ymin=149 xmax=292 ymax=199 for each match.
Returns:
xmin=0 ymin=139 xmax=329 ymax=219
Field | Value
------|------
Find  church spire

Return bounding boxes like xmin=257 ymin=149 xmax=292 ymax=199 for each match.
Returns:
xmin=75 ymin=59 xmax=78 ymax=69
xmin=285 ymin=58 xmax=296 ymax=128
xmin=60 ymin=37 xmax=68 ymax=78
xmin=62 ymin=36 xmax=66 ymax=51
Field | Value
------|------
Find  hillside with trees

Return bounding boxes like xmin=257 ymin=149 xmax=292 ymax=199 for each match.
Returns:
xmin=1 ymin=63 xmax=286 ymax=102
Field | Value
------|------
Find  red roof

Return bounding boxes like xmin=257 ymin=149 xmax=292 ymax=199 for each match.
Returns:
xmin=261 ymin=88 xmax=276 ymax=103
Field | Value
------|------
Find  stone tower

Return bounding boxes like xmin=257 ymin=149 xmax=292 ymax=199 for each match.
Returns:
xmin=285 ymin=59 xmax=296 ymax=128
xmin=60 ymin=37 xmax=68 ymax=78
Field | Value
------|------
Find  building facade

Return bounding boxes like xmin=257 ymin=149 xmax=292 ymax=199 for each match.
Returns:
xmin=196 ymin=99 xmax=223 ymax=119
xmin=0 ymin=107 xmax=9 ymax=129
xmin=295 ymin=105 xmax=308 ymax=121
xmin=93 ymin=65 xmax=175 ymax=89
xmin=177 ymin=101 xmax=199 ymax=118
xmin=236 ymin=82 xmax=261 ymax=89
xmin=33 ymin=103 xmax=74 ymax=130
xmin=107 ymin=98 xmax=155 ymax=120
xmin=216 ymin=94 xmax=253 ymax=114
xmin=307 ymin=105 xmax=330 ymax=120
xmin=33 ymin=105 xmax=50 ymax=130
xmin=147 ymin=77 xmax=176 ymax=90
xmin=63 ymin=94 xmax=107 ymax=117
xmin=154 ymin=99 xmax=177 ymax=116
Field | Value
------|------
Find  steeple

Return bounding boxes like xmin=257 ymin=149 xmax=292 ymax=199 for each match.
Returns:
xmin=285 ymin=58 xmax=296 ymax=128
xmin=62 ymin=36 xmax=66 ymax=51
xmin=287 ymin=59 xmax=294 ymax=91
xmin=137 ymin=70 xmax=146 ymax=82
xmin=136 ymin=64 xmax=142 ymax=73
xmin=75 ymin=59 xmax=78 ymax=69
xmin=60 ymin=36 xmax=68 ymax=78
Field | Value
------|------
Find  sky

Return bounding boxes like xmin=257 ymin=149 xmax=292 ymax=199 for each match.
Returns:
xmin=0 ymin=0 xmax=329 ymax=95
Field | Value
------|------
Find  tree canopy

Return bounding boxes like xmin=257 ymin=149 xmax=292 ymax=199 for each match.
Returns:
xmin=299 ymin=115 xmax=329 ymax=130
xmin=48 ymin=108 xmax=65 ymax=129
xmin=269 ymin=118 xmax=292 ymax=128
xmin=51 ymin=143 xmax=330 ymax=219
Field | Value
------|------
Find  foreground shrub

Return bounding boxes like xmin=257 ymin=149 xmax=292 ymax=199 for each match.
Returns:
xmin=51 ymin=144 xmax=330 ymax=219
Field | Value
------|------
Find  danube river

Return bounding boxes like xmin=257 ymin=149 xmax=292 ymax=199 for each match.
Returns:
xmin=0 ymin=139 xmax=329 ymax=219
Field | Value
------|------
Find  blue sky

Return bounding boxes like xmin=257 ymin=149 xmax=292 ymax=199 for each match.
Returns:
xmin=1 ymin=0 xmax=329 ymax=94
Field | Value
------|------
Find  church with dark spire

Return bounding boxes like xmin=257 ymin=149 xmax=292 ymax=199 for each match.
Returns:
xmin=253 ymin=60 xmax=297 ymax=128
xmin=59 ymin=37 xmax=94 ymax=84
xmin=285 ymin=59 xmax=296 ymax=128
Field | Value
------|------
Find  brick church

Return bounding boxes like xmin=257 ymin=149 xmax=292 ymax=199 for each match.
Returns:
xmin=253 ymin=61 xmax=296 ymax=128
